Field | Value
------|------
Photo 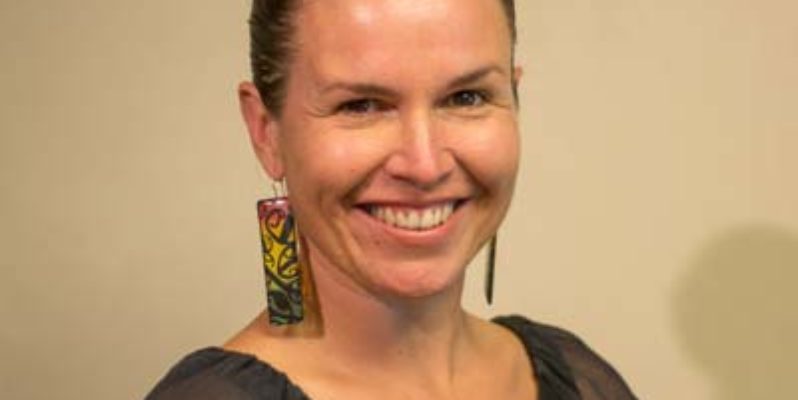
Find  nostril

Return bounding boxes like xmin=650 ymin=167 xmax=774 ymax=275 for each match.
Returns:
xmin=379 ymin=114 xmax=457 ymax=186
xmin=383 ymin=147 xmax=455 ymax=189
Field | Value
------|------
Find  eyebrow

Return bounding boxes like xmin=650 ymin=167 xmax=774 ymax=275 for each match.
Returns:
xmin=445 ymin=65 xmax=506 ymax=90
xmin=317 ymin=64 xmax=507 ymax=98
xmin=319 ymin=82 xmax=399 ymax=98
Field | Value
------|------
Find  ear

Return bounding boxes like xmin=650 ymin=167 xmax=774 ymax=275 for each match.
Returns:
xmin=511 ymin=66 xmax=524 ymax=108
xmin=512 ymin=66 xmax=524 ymax=84
xmin=238 ymin=81 xmax=285 ymax=179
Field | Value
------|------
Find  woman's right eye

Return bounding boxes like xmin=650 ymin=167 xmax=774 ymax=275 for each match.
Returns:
xmin=337 ymin=98 xmax=384 ymax=115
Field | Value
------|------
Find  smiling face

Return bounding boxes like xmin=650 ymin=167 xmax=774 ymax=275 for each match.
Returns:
xmin=245 ymin=0 xmax=520 ymax=301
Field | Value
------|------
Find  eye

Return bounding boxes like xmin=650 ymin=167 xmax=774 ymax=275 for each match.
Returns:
xmin=336 ymin=98 xmax=386 ymax=115
xmin=445 ymin=90 xmax=489 ymax=108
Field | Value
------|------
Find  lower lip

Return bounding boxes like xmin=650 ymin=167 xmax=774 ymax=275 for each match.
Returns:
xmin=354 ymin=204 xmax=464 ymax=246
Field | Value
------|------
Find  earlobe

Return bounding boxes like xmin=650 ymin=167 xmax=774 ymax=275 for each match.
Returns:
xmin=512 ymin=66 xmax=523 ymax=93
xmin=511 ymin=66 xmax=523 ymax=107
xmin=513 ymin=66 xmax=524 ymax=83
xmin=238 ymin=82 xmax=285 ymax=179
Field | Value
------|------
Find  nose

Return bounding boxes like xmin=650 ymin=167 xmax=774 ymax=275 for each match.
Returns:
xmin=383 ymin=110 xmax=454 ymax=189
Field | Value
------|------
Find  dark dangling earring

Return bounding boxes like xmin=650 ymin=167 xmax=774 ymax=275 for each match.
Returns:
xmin=257 ymin=181 xmax=303 ymax=325
xmin=485 ymin=235 xmax=497 ymax=305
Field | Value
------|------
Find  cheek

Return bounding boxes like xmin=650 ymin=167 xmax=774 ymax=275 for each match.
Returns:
xmin=449 ymin=117 xmax=520 ymax=191
xmin=281 ymin=123 xmax=393 ymax=202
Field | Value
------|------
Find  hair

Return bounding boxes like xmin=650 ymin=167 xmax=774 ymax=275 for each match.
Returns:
xmin=249 ymin=0 xmax=516 ymax=116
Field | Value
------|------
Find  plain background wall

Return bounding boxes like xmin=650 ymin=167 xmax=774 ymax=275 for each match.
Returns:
xmin=1 ymin=0 xmax=796 ymax=399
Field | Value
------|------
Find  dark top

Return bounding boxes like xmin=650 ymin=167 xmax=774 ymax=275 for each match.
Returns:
xmin=145 ymin=315 xmax=637 ymax=399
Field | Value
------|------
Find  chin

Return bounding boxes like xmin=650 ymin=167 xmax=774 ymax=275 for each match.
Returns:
xmin=367 ymin=258 xmax=466 ymax=300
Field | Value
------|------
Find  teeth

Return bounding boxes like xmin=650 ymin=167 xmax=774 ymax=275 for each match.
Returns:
xmin=385 ymin=208 xmax=396 ymax=225
xmin=421 ymin=208 xmax=434 ymax=227
xmin=441 ymin=204 xmax=452 ymax=220
xmin=368 ymin=202 xmax=456 ymax=231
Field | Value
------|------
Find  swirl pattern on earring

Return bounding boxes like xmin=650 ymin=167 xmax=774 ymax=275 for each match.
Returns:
xmin=257 ymin=197 xmax=304 ymax=325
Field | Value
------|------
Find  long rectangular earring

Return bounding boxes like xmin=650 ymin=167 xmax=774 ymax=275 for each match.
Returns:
xmin=257 ymin=191 xmax=304 ymax=325
xmin=485 ymin=235 xmax=497 ymax=305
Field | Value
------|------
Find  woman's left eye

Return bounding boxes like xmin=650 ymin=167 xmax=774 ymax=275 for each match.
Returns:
xmin=445 ymin=90 xmax=488 ymax=108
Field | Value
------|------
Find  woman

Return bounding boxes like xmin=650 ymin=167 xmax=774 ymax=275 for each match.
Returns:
xmin=147 ymin=0 xmax=637 ymax=399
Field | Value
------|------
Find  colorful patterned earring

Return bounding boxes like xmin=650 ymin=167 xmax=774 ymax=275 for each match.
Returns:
xmin=485 ymin=235 xmax=497 ymax=305
xmin=257 ymin=181 xmax=304 ymax=325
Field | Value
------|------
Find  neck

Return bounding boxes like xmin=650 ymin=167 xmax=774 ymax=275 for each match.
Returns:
xmin=301 ymin=251 xmax=476 ymax=389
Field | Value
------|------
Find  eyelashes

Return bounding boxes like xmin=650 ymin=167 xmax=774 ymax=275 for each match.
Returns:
xmin=335 ymin=98 xmax=390 ymax=115
xmin=333 ymin=89 xmax=493 ymax=117
xmin=442 ymin=89 xmax=491 ymax=108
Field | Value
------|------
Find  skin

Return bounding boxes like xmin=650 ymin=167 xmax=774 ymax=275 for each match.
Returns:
xmin=232 ymin=0 xmax=535 ymax=398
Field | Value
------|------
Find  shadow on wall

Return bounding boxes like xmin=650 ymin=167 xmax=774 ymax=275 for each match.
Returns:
xmin=673 ymin=225 xmax=798 ymax=400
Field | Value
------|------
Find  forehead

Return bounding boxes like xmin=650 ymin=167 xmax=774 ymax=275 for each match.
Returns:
xmin=293 ymin=0 xmax=512 ymax=82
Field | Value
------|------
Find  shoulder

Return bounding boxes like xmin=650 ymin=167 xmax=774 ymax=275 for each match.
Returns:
xmin=492 ymin=315 xmax=638 ymax=400
xmin=144 ymin=347 xmax=309 ymax=400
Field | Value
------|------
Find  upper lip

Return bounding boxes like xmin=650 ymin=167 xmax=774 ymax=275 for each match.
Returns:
xmin=354 ymin=197 xmax=467 ymax=209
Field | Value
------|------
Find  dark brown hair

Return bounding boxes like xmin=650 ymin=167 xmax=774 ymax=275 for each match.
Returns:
xmin=249 ymin=0 xmax=516 ymax=116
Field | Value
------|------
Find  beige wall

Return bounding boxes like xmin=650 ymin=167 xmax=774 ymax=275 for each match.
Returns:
xmin=1 ymin=1 xmax=796 ymax=399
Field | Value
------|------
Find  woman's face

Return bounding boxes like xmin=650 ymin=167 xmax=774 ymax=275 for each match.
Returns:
xmin=250 ymin=0 xmax=520 ymax=300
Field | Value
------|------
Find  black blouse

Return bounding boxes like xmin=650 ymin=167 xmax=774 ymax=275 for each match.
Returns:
xmin=145 ymin=315 xmax=637 ymax=399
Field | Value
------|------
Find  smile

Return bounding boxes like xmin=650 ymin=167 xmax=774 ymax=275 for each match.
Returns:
xmin=365 ymin=202 xmax=458 ymax=231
